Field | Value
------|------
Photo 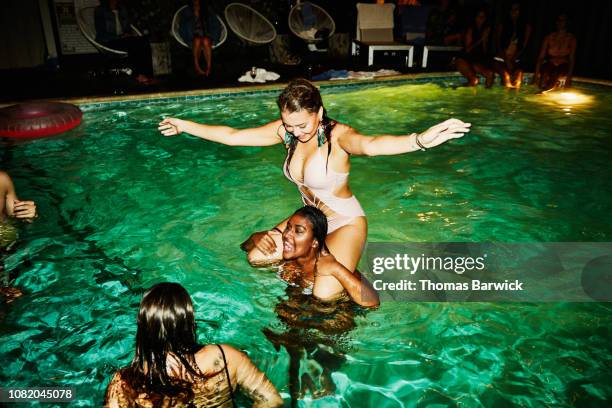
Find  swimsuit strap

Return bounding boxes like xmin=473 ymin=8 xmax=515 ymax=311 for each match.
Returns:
xmin=216 ymin=345 xmax=237 ymax=408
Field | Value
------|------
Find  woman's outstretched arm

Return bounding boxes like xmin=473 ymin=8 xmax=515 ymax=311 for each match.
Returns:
xmin=158 ymin=118 xmax=283 ymax=147
xmin=336 ymin=119 xmax=470 ymax=157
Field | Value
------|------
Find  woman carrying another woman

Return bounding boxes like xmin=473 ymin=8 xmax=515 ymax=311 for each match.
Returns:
xmin=104 ymin=282 xmax=282 ymax=407
xmin=158 ymin=79 xmax=470 ymax=277
xmin=243 ymin=205 xmax=380 ymax=307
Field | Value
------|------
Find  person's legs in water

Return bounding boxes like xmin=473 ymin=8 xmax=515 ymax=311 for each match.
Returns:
xmin=540 ymin=62 xmax=568 ymax=91
xmin=455 ymin=57 xmax=479 ymax=86
xmin=539 ymin=61 xmax=554 ymax=90
xmin=512 ymin=68 xmax=524 ymax=88
xmin=473 ymin=63 xmax=495 ymax=88
xmin=494 ymin=59 xmax=513 ymax=88
xmin=479 ymin=65 xmax=495 ymax=88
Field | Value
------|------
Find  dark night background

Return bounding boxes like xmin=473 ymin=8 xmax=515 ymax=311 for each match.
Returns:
xmin=0 ymin=0 xmax=610 ymax=101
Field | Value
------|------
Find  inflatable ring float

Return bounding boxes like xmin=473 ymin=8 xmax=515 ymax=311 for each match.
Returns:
xmin=0 ymin=102 xmax=82 ymax=139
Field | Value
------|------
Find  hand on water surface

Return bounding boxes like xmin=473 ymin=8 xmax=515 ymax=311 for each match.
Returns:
xmin=13 ymin=200 xmax=37 ymax=221
xmin=158 ymin=118 xmax=183 ymax=136
xmin=417 ymin=118 xmax=471 ymax=149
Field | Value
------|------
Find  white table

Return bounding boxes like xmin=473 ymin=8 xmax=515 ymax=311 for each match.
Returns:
xmin=352 ymin=41 xmax=414 ymax=67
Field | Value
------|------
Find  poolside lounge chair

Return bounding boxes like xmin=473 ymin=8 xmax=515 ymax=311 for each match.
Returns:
xmin=224 ymin=3 xmax=276 ymax=45
xmin=171 ymin=5 xmax=228 ymax=50
xmin=74 ymin=0 xmax=142 ymax=56
xmin=288 ymin=1 xmax=335 ymax=52
xmin=352 ymin=3 xmax=414 ymax=67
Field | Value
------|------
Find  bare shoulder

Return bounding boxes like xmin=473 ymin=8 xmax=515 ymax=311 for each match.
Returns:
xmin=332 ymin=122 xmax=354 ymax=138
xmin=194 ymin=344 xmax=226 ymax=372
xmin=332 ymin=123 xmax=361 ymax=147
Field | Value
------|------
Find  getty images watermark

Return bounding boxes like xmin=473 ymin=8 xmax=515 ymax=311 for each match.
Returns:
xmin=361 ymin=243 xmax=612 ymax=302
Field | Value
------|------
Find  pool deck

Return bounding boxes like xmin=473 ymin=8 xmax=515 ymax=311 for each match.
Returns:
xmin=1 ymin=72 xmax=610 ymax=109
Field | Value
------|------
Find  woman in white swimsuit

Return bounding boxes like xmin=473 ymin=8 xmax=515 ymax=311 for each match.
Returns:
xmin=159 ymin=79 xmax=470 ymax=275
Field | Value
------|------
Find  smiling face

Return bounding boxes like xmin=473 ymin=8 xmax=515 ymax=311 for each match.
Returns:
xmin=280 ymin=107 xmax=323 ymax=142
xmin=282 ymin=213 xmax=319 ymax=260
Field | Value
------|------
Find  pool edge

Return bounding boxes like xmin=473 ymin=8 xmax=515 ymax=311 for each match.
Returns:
xmin=1 ymin=72 xmax=610 ymax=109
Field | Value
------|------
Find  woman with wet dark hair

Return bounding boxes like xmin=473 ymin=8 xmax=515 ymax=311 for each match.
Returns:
xmin=243 ymin=205 xmax=379 ymax=307
xmin=159 ymin=79 xmax=470 ymax=275
xmin=104 ymin=282 xmax=282 ymax=407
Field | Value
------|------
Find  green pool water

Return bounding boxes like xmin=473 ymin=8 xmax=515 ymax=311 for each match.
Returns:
xmin=1 ymin=81 xmax=611 ymax=407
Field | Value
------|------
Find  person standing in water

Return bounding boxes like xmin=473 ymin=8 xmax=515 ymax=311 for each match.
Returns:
xmin=104 ymin=282 xmax=283 ymax=407
xmin=242 ymin=206 xmax=380 ymax=308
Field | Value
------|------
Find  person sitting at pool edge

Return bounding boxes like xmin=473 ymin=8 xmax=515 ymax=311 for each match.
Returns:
xmin=159 ymin=79 xmax=470 ymax=279
xmin=104 ymin=282 xmax=283 ymax=408
xmin=533 ymin=12 xmax=576 ymax=92
xmin=241 ymin=206 xmax=380 ymax=308
xmin=1 ymin=171 xmax=37 ymax=304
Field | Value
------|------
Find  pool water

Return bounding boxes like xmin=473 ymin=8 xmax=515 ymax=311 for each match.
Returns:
xmin=1 ymin=81 xmax=611 ymax=407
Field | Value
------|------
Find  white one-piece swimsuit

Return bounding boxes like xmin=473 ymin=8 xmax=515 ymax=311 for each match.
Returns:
xmin=283 ymin=144 xmax=365 ymax=234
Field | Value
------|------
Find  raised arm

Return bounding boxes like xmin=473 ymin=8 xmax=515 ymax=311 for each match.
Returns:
xmin=314 ymin=255 xmax=380 ymax=308
xmin=336 ymin=119 xmax=470 ymax=157
xmin=222 ymin=345 xmax=283 ymax=408
xmin=158 ymin=118 xmax=283 ymax=147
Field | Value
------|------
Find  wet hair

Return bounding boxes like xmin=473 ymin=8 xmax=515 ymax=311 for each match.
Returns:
xmin=277 ymin=78 xmax=336 ymax=175
xmin=121 ymin=282 xmax=213 ymax=405
xmin=292 ymin=206 xmax=328 ymax=254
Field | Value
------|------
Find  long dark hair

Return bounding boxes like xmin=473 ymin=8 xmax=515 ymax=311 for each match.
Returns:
xmin=121 ymin=282 xmax=210 ymax=405
xmin=292 ymin=206 xmax=328 ymax=254
xmin=277 ymin=78 xmax=336 ymax=175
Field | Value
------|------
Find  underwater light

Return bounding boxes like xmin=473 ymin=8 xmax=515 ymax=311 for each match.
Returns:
xmin=537 ymin=90 xmax=594 ymax=107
